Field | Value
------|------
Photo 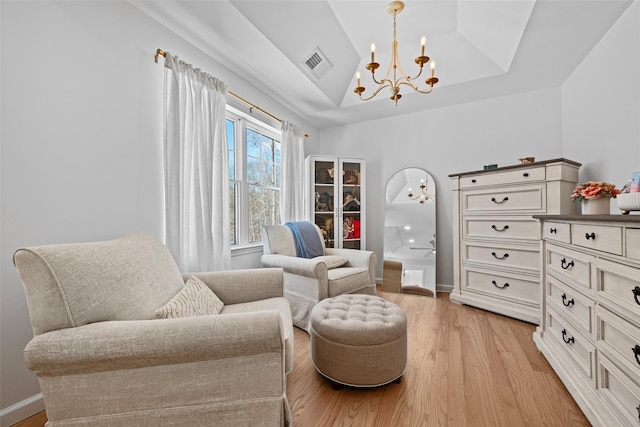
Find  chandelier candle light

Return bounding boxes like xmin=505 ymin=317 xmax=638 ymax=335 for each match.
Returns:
xmin=354 ymin=1 xmax=439 ymax=104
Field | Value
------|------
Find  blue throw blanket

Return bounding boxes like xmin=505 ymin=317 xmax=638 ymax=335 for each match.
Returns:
xmin=285 ymin=221 xmax=324 ymax=259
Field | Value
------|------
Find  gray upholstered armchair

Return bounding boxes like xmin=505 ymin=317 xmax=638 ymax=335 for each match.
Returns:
xmin=261 ymin=222 xmax=377 ymax=330
xmin=14 ymin=232 xmax=293 ymax=427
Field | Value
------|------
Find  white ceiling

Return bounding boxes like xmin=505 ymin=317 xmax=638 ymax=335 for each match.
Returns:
xmin=131 ymin=0 xmax=632 ymax=129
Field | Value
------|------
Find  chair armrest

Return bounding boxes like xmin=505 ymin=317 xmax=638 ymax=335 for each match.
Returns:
xmin=325 ymin=248 xmax=377 ymax=285
xmin=24 ymin=311 xmax=284 ymax=377
xmin=261 ymin=254 xmax=327 ymax=279
xmin=183 ymin=268 xmax=284 ymax=305
xmin=324 ymin=248 xmax=374 ymax=268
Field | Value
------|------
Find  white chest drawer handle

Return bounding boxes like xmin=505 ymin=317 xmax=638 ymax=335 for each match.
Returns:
xmin=560 ymin=258 xmax=574 ymax=270
xmin=585 ymin=232 xmax=596 ymax=240
xmin=491 ymin=252 xmax=509 ymax=260
xmin=491 ymin=196 xmax=509 ymax=204
xmin=491 ymin=225 xmax=509 ymax=232
xmin=491 ymin=280 xmax=509 ymax=289
xmin=561 ymin=293 xmax=575 ymax=307
xmin=632 ymin=344 xmax=640 ymax=367
xmin=561 ymin=329 xmax=575 ymax=345
xmin=633 ymin=286 xmax=640 ymax=306
xmin=549 ymin=228 xmax=557 ymax=234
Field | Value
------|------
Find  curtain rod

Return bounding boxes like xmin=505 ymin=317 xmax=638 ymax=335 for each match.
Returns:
xmin=155 ymin=48 xmax=308 ymax=138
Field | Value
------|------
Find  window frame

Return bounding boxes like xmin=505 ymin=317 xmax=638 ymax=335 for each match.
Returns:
xmin=226 ymin=106 xmax=282 ymax=248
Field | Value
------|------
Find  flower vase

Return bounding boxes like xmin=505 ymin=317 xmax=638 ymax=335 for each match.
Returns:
xmin=581 ymin=197 xmax=610 ymax=215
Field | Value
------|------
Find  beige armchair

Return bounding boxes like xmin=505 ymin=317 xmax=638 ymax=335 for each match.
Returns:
xmin=261 ymin=222 xmax=377 ymax=330
xmin=14 ymin=232 xmax=293 ymax=427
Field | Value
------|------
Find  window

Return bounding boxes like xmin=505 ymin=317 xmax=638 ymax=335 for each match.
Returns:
xmin=227 ymin=107 xmax=281 ymax=246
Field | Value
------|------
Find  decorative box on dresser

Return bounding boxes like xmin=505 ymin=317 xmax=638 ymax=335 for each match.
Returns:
xmin=449 ymin=158 xmax=581 ymax=324
xmin=533 ymin=215 xmax=640 ymax=427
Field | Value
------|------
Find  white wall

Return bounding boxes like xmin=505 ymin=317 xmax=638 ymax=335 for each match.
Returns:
xmin=315 ymin=87 xmax=564 ymax=286
xmin=562 ymin=1 xmax=640 ymax=193
xmin=0 ymin=1 xmax=316 ymax=424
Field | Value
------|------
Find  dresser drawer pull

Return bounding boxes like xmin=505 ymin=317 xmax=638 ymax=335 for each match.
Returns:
xmin=637 ymin=404 xmax=640 ymax=422
xmin=523 ymin=172 xmax=529 ymax=177
xmin=561 ymin=294 xmax=575 ymax=307
xmin=585 ymin=232 xmax=596 ymax=240
xmin=471 ymin=179 xmax=477 ymax=183
xmin=633 ymin=345 xmax=640 ymax=366
xmin=560 ymin=258 xmax=574 ymax=270
xmin=561 ymin=329 xmax=575 ymax=344
xmin=491 ymin=196 xmax=509 ymax=204
xmin=491 ymin=280 xmax=509 ymax=289
xmin=491 ymin=225 xmax=509 ymax=232
xmin=549 ymin=228 xmax=557 ymax=234
xmin=633 ymin=286 xmax=640 ymax=305
xmin=491 ymin=252 xmax=509 ymax=260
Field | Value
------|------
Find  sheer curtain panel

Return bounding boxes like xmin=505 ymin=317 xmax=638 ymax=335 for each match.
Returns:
xmin=280 ymin=121 xmax=306 ymax=223
xmin=163 ymin=53 xmax=230 ymax=272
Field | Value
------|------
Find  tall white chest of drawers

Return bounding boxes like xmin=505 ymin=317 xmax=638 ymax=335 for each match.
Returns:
xmin=534 ymin=215 xmax=640 ymax=427
xmin=449 ymin=158 xmax=581 ymax=324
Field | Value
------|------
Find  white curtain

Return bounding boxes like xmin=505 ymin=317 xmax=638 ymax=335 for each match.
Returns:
xmin=280 ymin=121 xmax=306 ymax=223
xmin=163 ymin=53 xmax=230 ymax=272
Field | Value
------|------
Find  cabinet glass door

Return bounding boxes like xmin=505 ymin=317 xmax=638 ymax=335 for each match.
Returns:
xmin=341 ymin=160 xmax=362 ymax=250
xmin=312 ymin=159 xmax=337 ymax=248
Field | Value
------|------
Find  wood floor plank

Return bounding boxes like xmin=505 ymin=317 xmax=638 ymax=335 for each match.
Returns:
xmin=16 ymin=289 xmax=590 ymax=427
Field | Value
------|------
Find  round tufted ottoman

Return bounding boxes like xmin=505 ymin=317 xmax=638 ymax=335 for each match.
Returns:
xmin=309 ymin=294 xmax=407 ymax=388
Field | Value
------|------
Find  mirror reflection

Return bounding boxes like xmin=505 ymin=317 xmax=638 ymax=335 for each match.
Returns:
xmin=383 ymin=168 xmax=436 ymax=296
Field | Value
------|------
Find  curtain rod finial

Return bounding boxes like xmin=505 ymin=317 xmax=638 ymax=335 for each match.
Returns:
xmin=155 ymin=48 xmax=166 ymax=64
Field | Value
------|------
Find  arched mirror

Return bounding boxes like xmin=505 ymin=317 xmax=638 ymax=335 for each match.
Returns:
xmin=383 ymin=168 xmax=436 ymax=296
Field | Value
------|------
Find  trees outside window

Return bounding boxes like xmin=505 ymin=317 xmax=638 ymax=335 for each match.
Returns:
xmin=227 ymin=107 xmax=281 ymax=246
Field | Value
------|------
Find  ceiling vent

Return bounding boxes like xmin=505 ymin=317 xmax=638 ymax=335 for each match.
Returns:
xmin=303 ymin=47 xmax=332 ymax=80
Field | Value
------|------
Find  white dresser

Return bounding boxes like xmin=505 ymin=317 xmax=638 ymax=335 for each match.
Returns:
xmin=450 ymin=158 xmax=580 ymax=323
xmin=534 ymin=215 xmax=640 ymax=426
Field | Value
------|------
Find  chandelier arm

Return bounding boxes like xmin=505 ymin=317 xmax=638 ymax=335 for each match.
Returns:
xmin=397 ymin=80 xmax=434 ymax=94
xmin=358 ymin=81 xmax=393 ymax=101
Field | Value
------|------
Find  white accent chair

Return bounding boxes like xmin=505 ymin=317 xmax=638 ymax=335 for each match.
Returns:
xmin=261 ymin=222 xmax=377 ymax=330
xmin=14 ymin=232 xmax=293 ymax=427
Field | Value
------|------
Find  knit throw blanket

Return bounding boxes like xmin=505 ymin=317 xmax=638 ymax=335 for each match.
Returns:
xmin=285 ymin=221 xmax=324 ymax=259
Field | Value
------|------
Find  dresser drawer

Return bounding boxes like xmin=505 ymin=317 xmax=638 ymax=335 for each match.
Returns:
xmin=596 ymin=352 xmax=640 ymax=427
xmin=546 ymin=244 xmax=593 ymax=292
xmin=546 ymin=306 xmax=596 ymax=385
xmin=462 ymin=185 xmax=545 ymax=214
xmin=459 ymin=166 xmax=545 ymax=188
xmin=572 ymin=223 xmax=623 ymax=256
xmin=463 ymin=217 xmax=540 ymax=241
xmin=547 ymin=276 xmax=595 ymax=338
xmin=596 ymin=258 xmax=640 ymax=327
xmin=463 ymin=268 xmax=538 ymax=306
xmin=463 ymin=241 xmax=539 ymax=273
xmin=627 ymin=228 xmax=640 ymax=261
xmin=596 ymin=306 xmax=640 ymax=378
xmin=543 ymin=221 xmax=571 ymax=244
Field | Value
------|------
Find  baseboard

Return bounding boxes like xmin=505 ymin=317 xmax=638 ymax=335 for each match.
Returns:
xmin=0 ymin=394 xmax=44 ymax=427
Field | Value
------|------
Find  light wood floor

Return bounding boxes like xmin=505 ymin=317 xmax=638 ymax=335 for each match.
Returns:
xmin=15 ymin=289 xmax=589 ymax=427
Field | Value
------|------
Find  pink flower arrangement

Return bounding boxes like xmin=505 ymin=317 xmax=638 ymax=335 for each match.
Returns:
xmin=570 ymin=181 xmax=621 ymax=202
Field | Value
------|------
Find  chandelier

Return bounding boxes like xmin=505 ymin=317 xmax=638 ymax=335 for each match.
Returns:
xmin=353 ymin=1 xmax=439 ymax=105
xmin=407 ymin=179 xmax=432 ymax=204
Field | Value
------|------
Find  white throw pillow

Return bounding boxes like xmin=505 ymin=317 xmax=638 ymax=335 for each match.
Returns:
xmin=314 ymin=255 xmax=349 ymax=269
xmin=154 ymin=276 xmax=224 ymax=319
